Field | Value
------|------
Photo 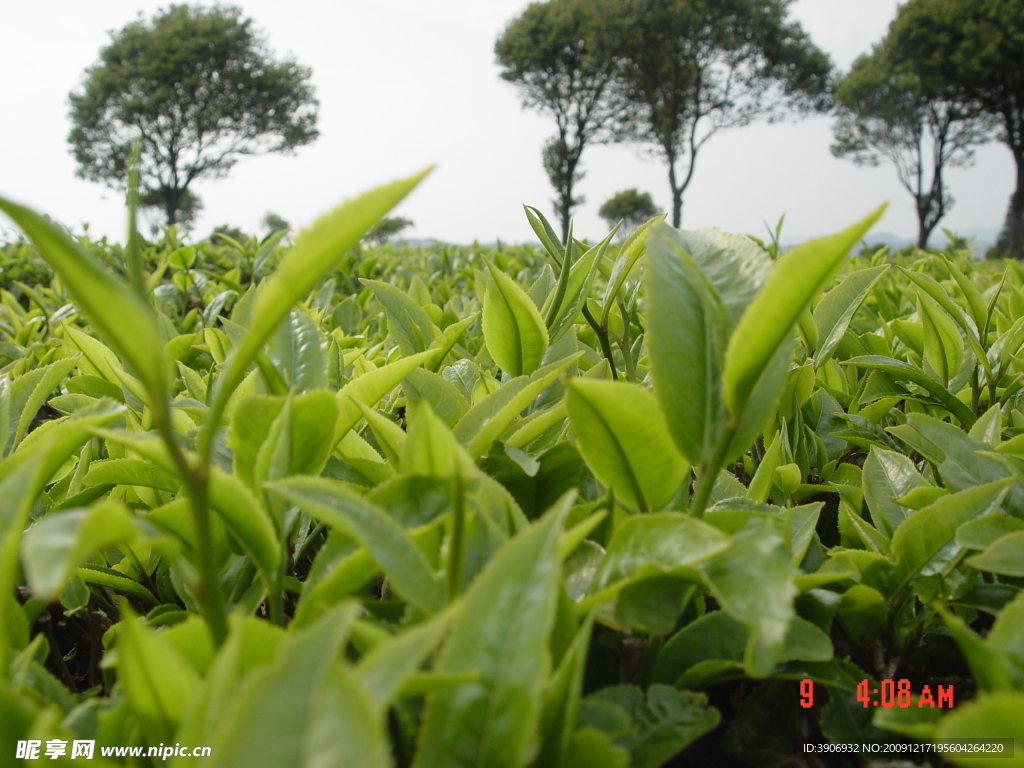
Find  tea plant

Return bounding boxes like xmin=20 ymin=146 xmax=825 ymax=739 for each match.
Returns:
xmin=1 ymin=170 xmax=1023 ymax=767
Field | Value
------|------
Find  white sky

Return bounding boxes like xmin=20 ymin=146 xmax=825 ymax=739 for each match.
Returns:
xmin=0 ymin=0 xmax=1013 ymax=245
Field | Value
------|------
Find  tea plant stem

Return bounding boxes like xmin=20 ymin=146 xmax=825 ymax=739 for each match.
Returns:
xmin=615 ymin=297 xmax=637 ymax=382
xmin=582 ymin=303 xmax=618 ymax=380
xmin=152 ymin=405 xmax=228 ymax=645
xmin=689 ymin=427 xmax=735 ymax=519
xmin=448 ymin=469 xmax=466 ymax=599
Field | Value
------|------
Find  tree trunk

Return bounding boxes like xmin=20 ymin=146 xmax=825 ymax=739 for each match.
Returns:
xmin=668 ymin=162 xmax=682 ymax=228
xmin=164 ymin=189 xmax=179 ymax=227
xmin=558 ymin=196 xmax=571 ymax=244
xmin=1008 ymin=153 xmax=1024 ymax=260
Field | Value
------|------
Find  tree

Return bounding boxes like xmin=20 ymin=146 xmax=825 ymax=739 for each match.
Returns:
xmin=496 ymin=0 xmax=626 ymax=239
xmin=889 ymin=0 xmax=1024 ymax=259
xmin=68 ymin=5 xmax=318 ymax=227
xmin=364 ymin=216 xmax=414 ymax=244
xmin=606 ymin=0 xmax=832 ymax=227
xmin=598 ymin=188 xmax=660 ymax=237
xmin=831 ymin=38 xmax=993 ymax=249
xmin=261 ymin=211 xmax=290 ymax=234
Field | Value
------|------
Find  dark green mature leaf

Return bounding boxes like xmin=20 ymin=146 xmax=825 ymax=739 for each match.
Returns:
xmin=699 ymin=519 xmax=798 ymax=678
xmin=967 ymin=531 xmax=1024 ymax=577
xmin=483 ymin=260 xmax=549 ymax=377
xmin=363 ymin=278 xmax=436 ymax=355
xmin=595 ymin=513 xmax=731 ymax=589
xmin=582 ymin=685 xmax=720 ymax=768
xmin=892 ymin=479 xmax=1013 ymax=587
xmin=723 ymin=207 xmax=884 ymax=418
xmin=0 ymin=196 xmax=172 ymax=405
xmin=846 ymin=356 xmax=977 ymax=427
xmin=267 ymin=476 xmax=446 ymax=615
xmin=814 ymin=265 xmax=888 ymax=365
xmin=652 ymin=612 xmax=831 ymax=685
xmin=413 ymin=493 xmax=572 ymax=768
xmin=862 ymin=447 xmax=927 ymax=539
xmin=564 ymin=379 xmax=687 ymax=512
xmin=265 ymin=308 xmax=328 ymax=392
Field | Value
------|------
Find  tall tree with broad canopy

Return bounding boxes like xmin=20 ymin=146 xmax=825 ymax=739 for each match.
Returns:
xmin=889 ymin=0 xmax=1024 ymax=260
xmin=832 ymin=37 xmax=994 ymax=249
xmin=68 ymin=4 xmax=318 ymax=227
xmin=605 ymin=0 xmax=833 ymax=227
xmin=496 ymin=0 xmax=626 ymax=239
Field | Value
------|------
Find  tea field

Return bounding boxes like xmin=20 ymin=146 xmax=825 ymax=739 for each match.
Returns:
xmin=2 ymin=171 xmax=1024 ymax=767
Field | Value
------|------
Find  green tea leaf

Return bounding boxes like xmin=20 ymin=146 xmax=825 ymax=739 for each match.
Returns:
xmin=21 ymin=502 xmax=139 ymax=600
xmin=482 ymin=260 xmax=549 ymax=377
xmin=413 ymin=493 xmax=571 ymax=768
xmin=918 ymin=292 xmax=965 ymax=386
xmin=454 ymin=355 xmax=580 ymax=459
xmin=967 ymin=531 xmax=1024 ymax=577
xmin=892 ymin=479 xmax=1013 ymax=587
xmin=699 ymin=519 xmax=797 ymax=678
xmin=363 ymin=278 xmax=436 ymax=355
xmin=0 ymin=196 xmax=171 ymax=405
xmin=116 ymin=609 xmax=201 ymax=741
xmin=564 ymin=379 xmax=687 ymax=511
xmin=267 ymin=476 xmax=446 ymax=615
xmin=723 ymin=206 xmax=884 ymax=418
xmin=813 ymin=265 xmax=888 ymax=365
xmin=644 ymin=226 xmax=729 ymax=465
xmin=209 ymin=170 xmax=430 ymax=427
xmin=862 ymin=447 xmax=927 ymax=539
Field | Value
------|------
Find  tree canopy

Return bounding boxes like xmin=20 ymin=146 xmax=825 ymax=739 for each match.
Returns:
xmin=889 ymin=0 xmax=1024 ymax=259
xmin=608 ymin=0 xmax=833 ymax=226
xmin=495 ymin=0 xmax=625 ymax=239
xmin=598 ymin=188 xmax=660 ymax=237
xmin=831 ymin=36 xmax=993 ymax=249
xmin=68 ymin=4 xmax=318 ymax=227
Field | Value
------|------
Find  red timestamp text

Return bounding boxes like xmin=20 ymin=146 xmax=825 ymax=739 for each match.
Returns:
xmin=798 ymin=679 xmax=955 ymax=709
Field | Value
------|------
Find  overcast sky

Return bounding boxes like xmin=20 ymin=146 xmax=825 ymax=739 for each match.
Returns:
xmin=0 ymin=0 xmax=1013 ymax=246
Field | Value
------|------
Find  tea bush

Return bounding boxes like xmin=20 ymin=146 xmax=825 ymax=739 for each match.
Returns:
xmin=1 ymin=171 xmax=1023 ymax=766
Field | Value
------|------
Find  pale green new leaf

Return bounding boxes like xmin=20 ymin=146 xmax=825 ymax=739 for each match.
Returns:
xmin=210 ymin=170 xmax=430 ymax=424
xmin=0 ymin=195 xmax=171 ymax=405
xmin=723 ymin=206 xmax=885 ymax=417
xmin=813 ymin=265 xmax=888 ymax=365
xmin=483 ymin=260 xmax=549 ymax=377
xmin=564 ymin=379 xmax=687 ymax=512
xmin=116 ymin=610 xmax=201 ymax=741
xmin=21 ymin=502 xmax=138 ymax=600
xmin=644 ymin=225 xmax=729 ymax=465
xmin=453 ymin=355 xmax=580 ymax=459
xmin=918 ymin=292 xmax=965 ymax=386
xmin=363 ymin=278 xmax=436 ymax=355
